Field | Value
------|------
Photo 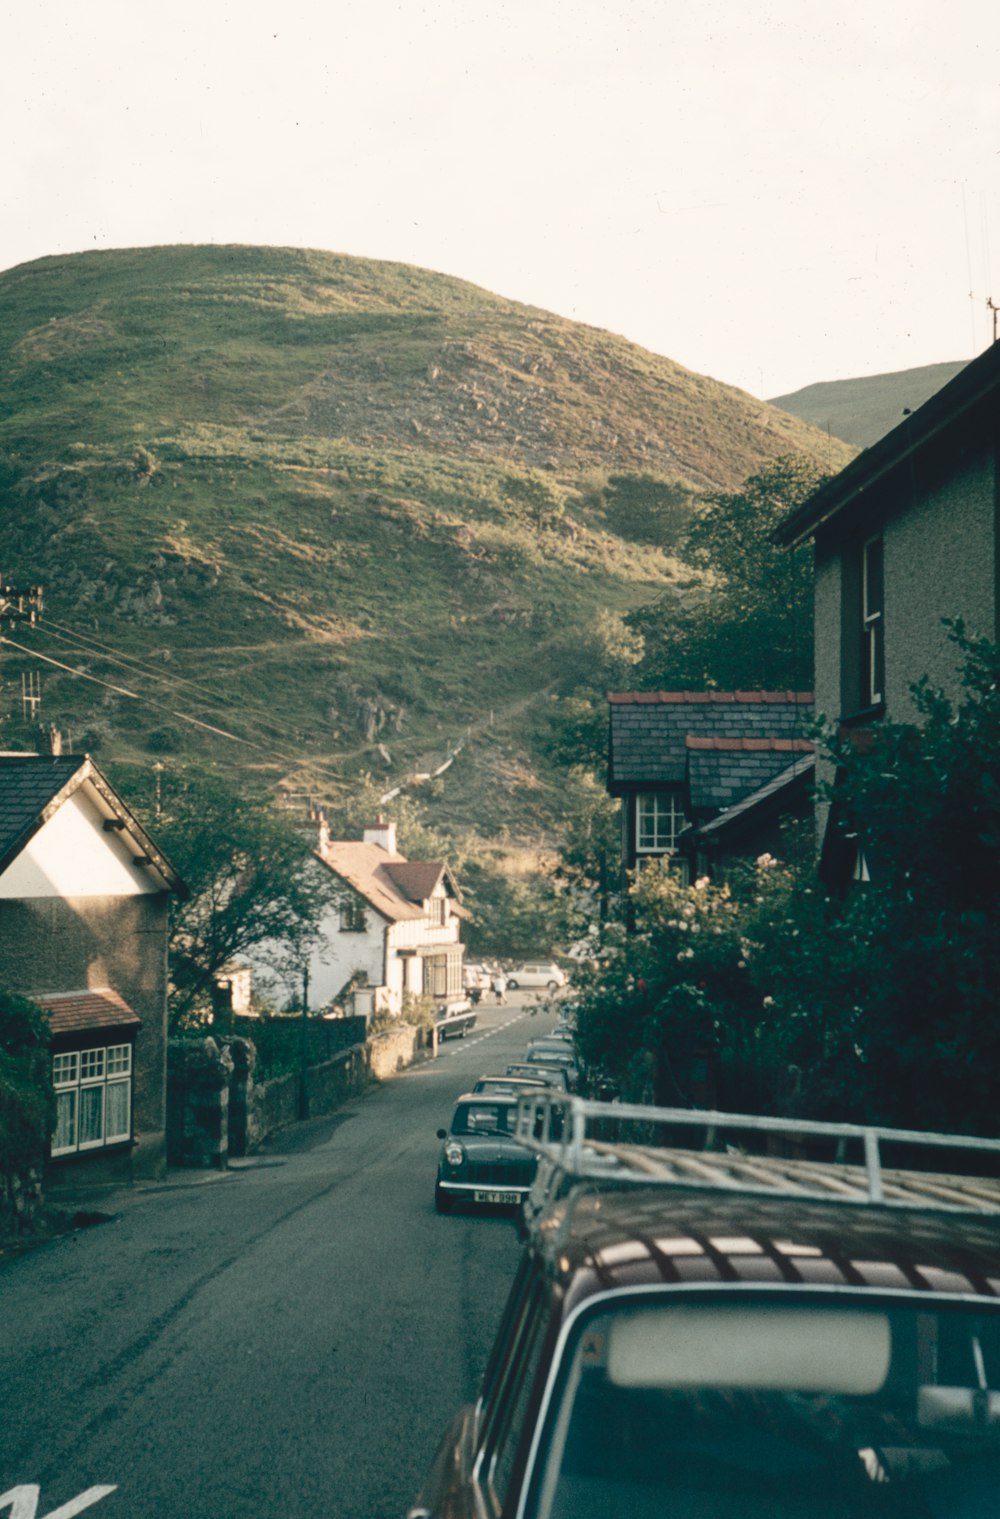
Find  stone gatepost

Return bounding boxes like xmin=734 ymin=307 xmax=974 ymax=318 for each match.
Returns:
xmin=226 ymin=1036 xmax=259 ymax=1157
xmin=167 ymin=1037 xmax=235 ymax=1169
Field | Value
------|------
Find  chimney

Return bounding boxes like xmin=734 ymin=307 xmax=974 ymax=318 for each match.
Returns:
xmin=317 ymin=809 xmax=330 ymax=853
xmin=363 ymin=814 xmax=397 ymax=854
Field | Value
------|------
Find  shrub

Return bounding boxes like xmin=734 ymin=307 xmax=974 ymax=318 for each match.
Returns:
xmin=0 ymin=992 xmax=55 ymax=1171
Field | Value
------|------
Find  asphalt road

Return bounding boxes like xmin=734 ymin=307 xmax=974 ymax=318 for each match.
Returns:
xmin=0 ymin=993 xmax=562 ymax=1519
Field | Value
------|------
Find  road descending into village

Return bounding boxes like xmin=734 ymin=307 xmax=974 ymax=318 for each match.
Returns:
xmin=0 ymin=995 xmax=560 ymax=1519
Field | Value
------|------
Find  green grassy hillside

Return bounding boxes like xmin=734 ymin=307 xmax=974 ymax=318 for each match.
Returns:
xmin=0 ymin=244 xmax=853 ymax=844
xmin=769 ymin=360 xmax=968 ymax=449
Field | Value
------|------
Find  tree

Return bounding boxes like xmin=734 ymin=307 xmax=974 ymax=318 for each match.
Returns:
xmin=627 ymin=457 xmax=823 ymax=690
xmin=129 ymin=768 xmax=335 ymax=1029
xmin=572 ymin=864 xmax=766 ymax=1106
xmin=0 ymin=992 xmax=54 ymax=1174
xmin=726 ymin=626 xmax=1000 ymax=1132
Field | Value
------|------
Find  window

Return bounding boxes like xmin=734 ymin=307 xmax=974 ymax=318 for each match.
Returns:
xmin=51 ymin=1042 xmax=133 ymax=1157
xmin=429 ymin=896 xmax=447 ymax=927
xmin=636 ymin=793 xmax=685 ymax=854
xmin=339 ymin=896 xmax=366 ymax=933
xmin=424 ymin=949 xmax=464 ymax=998
xmin=479 ymin=1270 xmax=551 ymax=1512
xmin=862 ymin=535 xmax=884 ymax=706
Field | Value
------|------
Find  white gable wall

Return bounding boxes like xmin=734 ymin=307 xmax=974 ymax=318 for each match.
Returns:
xmin=0 ymin=791 xmax=157 ymax=900
xmin=305 ymin=898 xmax=386 ymax=1010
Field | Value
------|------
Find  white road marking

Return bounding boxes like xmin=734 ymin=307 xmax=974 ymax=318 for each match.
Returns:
xmin=0 ymin=1488 xmax=117 ymax=1519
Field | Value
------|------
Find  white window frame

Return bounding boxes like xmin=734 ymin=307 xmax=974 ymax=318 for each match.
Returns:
xmin=429 ymin=896 xmax=447 ymax=927
xmin=51 ymin=1041 xmax=133 ymax=1157
xmin=636 ymin=792 xmax=685 ymax=854
xmin=862 ymin=534 xmax=884 ymax=706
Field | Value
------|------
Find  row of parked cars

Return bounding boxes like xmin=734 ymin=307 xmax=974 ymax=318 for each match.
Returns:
xmin=433 ymin=1015 xmax=577 ymax=1214
xmin=415 ymin=1092 xmax=1000 ymax=1519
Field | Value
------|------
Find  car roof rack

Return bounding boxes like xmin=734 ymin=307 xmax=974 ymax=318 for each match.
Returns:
xmin=514 ymin=1096 xmax=1000 ymax=1235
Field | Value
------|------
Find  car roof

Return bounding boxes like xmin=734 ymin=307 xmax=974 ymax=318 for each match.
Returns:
xmin=544 ymin=1186 xmax=1000 ymax=1314
xmin=455 ymin=1091 xmax=519 ymax=1106
xmin=518 ymin=1098 xmax=1000 ymax=1316
xmin=475 ymin=1074 xmax=547 ymax=1088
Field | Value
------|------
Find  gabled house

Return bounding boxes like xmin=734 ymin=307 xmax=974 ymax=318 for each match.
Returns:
xmin=773 ymin=338 xmax=999 ymax=882
xmin=0 ymin=753 xmax=185 ymax=1181
xmin=607 ymin=691 xmax=814 ymax=880
xmin=306 ymin=816 xmax=468 ymax=1015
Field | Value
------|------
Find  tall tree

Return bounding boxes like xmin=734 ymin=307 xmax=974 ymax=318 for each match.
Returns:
xmin=128 ymin=768 xmax=335 ymax=1028
xmin=628 ymin=457 xmax=823 ymax=690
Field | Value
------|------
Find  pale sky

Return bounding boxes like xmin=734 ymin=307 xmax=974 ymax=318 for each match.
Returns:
xmin=3 ymin=0 xmax=998 ymax=397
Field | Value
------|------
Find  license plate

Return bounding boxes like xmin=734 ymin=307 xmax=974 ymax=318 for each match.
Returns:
xmin=474 ymin=1189 xmax=521 ymax=1204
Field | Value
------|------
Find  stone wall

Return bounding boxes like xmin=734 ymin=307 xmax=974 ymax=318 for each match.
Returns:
xmin=167 ymin=1021 xmax=425 ymax=1168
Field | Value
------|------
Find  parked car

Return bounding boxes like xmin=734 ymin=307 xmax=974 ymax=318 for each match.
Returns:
xmin=527 ymin=1035 xmax=575 ymax=1055
xmin=505 ymin=961 xmax=567 ymax=991
xmin=506 ymin=1062 xmax=570 ymax=1093
xmin=433 ymin=998 xmax=477 ymax=1040
xmin=525 ymin=1045 xmax=578 ymax=1091
xmin=434 ymin=1093 xmax=538 ymax=1212
xmin=472 ymin=1074 xmax=549 ymax=1098
xmin=411 ymin=1099 xmax=1000 ymax=1519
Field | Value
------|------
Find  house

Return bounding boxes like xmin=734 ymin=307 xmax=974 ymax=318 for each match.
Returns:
xmin=304 ymin=816 xmax=468 ymax=1015
xmin=773 ymin=338 xmax=999 ymax=880
xmin=607 ymin=691 xmax=814 ymax=880
xmin=0 ymin=753 xmax=185 ymax=1182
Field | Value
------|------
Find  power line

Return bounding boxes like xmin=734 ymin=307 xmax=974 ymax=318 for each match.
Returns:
xmin=34 ymin=616 xmax=303 ymax=747
xmin=0 ymin=635 xmax=260 ymax=745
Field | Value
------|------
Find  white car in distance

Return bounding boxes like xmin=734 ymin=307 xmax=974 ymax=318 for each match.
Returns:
xmin=505 ymin=962 xmax=567 ymax=991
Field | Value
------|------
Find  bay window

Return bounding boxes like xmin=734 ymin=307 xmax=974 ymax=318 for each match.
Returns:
xmin=52 ymin=1042 xmax=133 ymax=1157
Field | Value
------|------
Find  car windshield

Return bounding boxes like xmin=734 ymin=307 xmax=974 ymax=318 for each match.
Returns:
xmin=450 ymin=1102 xmax=515 ymax=1136
xmin=527 ymin=1298 xmax=1000 ymax=1519
xmin=528 ymin=1050 xmax=574 ymax=1066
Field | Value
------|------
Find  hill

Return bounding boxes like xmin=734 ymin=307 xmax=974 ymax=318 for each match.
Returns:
xmin=768 ymin=359 xmax=969 ymax=450
xmin=0 ymin=244 xmax=853 ymax=848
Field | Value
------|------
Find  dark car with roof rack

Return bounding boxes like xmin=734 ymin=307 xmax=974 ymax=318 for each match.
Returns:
xmin=410 ymin=1097 xmax=1000 ymax=1519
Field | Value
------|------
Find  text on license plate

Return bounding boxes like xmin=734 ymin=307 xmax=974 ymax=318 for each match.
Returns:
xmin=474 ymin=1189 xmax=521 ymax=1204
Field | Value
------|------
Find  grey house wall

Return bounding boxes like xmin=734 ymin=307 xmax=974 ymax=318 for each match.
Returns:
xmin=812 ymin=441 xmax=998 ymax=835
xmin=0 ymin=893 xmax=171 ymax=1182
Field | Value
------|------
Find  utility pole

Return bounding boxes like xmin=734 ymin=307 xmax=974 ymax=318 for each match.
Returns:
xmin=0 ymin=575 xmax=44 ymax=627
xmin=0 ymin=577 xmax=45 ymax=735
xmin=988 ymin=297 xmax=999 ymax=345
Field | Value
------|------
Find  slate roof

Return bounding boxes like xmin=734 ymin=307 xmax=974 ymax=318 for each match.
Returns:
xmin=774 ymin=338 xmax=999 ymax=547
xmin=691 ymin=755 xmax=816 ymax=842
xmin=608 ymin=692 xmax=813 ymax=790
xmin=0 ymin=755 xmax=87 ymax=866
xmin=34 ymin=987 xmax=141 ymax=1037
xmin=686 ymin=738 xmax=814 ymax=812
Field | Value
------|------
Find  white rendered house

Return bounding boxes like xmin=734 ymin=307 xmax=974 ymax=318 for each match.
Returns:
xmin=306 ymin=817 xmax=467 ymax=1015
